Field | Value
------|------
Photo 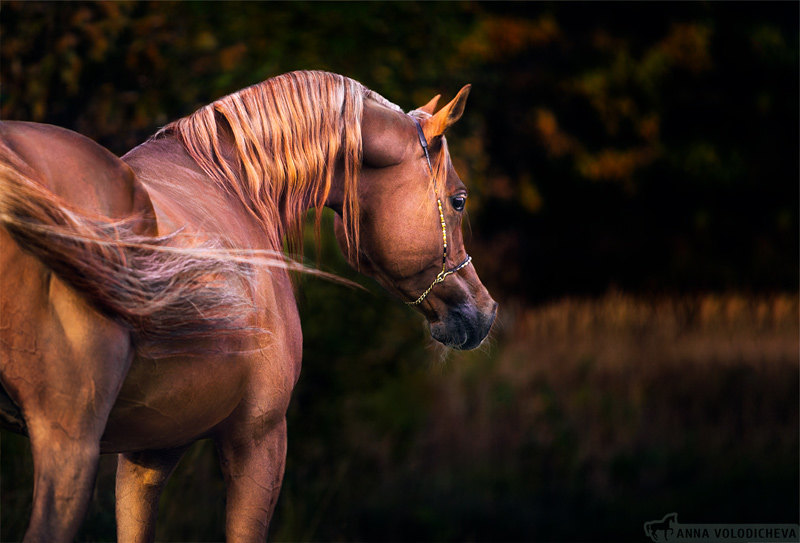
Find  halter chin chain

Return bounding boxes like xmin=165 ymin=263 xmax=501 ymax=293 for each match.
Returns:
xmin=406 ymin=118 xmax=472 ymax=306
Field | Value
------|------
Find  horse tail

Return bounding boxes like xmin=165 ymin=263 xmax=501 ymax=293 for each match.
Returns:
xmin=0 ymin=147 xmax=260 ymax=344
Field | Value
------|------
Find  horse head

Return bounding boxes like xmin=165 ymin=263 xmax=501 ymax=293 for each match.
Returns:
xmin=331 ymin=86 xmax=497 ymax=350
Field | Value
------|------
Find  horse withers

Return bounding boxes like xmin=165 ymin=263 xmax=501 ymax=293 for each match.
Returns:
xmin=0 ymin=71 xmax=496 ymax=542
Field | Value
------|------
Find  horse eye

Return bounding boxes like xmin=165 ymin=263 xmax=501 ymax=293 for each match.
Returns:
xmin=450 ymin=196 xmax=466 ymax=212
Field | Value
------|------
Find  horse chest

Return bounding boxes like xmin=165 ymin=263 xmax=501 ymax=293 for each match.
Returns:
xmin=100 ymin=350 xmax=246 ymax=452
xmin=101 ymin=300 xmax=301 ymax=453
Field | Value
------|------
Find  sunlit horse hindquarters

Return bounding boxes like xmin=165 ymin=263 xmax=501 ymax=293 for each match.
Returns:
xmin=0 ymin=70 xmax=496 ymax=542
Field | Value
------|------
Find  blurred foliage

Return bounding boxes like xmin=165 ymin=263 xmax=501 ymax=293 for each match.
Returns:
xmin=1 ymin=1 xmax=798 ymax=541
xmin=1 ymin=1 xmax=797 ymax=300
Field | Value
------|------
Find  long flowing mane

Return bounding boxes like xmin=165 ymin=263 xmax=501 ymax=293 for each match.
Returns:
xmin=0 ymin=72 xmax=404 ymax=344
xmin=159 ymin=70 xmax=402 ymax=257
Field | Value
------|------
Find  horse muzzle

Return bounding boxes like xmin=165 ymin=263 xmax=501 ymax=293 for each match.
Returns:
xmin=429 ymin=301 xmax=497 ymax=350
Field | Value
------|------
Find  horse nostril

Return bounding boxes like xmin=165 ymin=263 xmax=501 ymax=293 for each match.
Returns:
xmin=429 ymin=320 xmax=446 ymax=342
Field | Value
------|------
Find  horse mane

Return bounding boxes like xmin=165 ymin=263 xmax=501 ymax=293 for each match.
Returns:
xmin=160 ymin=70 xmax=402 ymax=259
xmin=0 ymin=72 xmax=410 ymax=346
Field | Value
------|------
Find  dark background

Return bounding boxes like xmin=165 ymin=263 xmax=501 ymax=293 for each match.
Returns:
xmin=1 ymin=2 xmax=797 ymax=541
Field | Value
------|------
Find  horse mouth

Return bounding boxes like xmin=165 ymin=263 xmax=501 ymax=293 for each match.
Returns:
xmin=429 ymin=302 xmax=497 ymax=350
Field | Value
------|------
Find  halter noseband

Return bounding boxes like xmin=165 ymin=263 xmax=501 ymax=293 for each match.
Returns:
xmin=406 ymin=118 xmax=472 ymax=306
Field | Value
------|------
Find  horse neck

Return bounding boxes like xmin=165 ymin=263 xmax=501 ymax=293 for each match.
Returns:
xmin=207 ymin=119 xmax=343 ymax=253
xmin=124 ymin=135 xmax=275 ymax=251
xmin=199 ymin=113 xmax=358 ymax=256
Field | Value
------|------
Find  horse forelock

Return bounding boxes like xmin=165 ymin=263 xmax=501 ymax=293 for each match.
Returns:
xmin=165 ymin=70 xmax=401 ymax=260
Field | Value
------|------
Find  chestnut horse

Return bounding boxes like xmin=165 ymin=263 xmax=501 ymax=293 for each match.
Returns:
xmin=0 ymin=70 xmax=496 ymax=542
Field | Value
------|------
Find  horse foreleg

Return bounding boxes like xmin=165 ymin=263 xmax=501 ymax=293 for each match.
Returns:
xmin=0 ymin=269 xmax=133 ymax=543
xmin=17 ymin=349 xmax=130 ymax=540
xmin=23 ymin=430 xmax=101 ymax=542
xmin=115 ymin=446 xmax=188 ymax=543
xmin=216 ymin=417 xmax=288 ymax=542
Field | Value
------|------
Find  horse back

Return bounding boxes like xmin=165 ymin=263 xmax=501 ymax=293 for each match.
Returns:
xmin=0 ymin=121 xmax=154 ymax=230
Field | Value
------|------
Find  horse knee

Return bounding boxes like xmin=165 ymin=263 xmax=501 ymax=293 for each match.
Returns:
xmin=31 ymin=432 xmax=100 ymax=486
xmin=28 ymin=422 xmax=101 ymax=492
xmin=24 ymin=432 xmax=101 ymax=543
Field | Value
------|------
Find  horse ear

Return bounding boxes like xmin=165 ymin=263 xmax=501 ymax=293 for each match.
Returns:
xmin=417 ymin=94 xmax=441 ymax=115
xmin=422 ymin=84 xmax=471 ymax=141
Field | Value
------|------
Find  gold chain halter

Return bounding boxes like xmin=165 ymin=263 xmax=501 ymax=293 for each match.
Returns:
xmin=406 ymin=118 xmax=472 ymax=306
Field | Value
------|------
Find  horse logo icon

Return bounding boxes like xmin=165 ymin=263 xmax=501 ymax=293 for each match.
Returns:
xmin=644 ymin=513 xmax=679 ymax=542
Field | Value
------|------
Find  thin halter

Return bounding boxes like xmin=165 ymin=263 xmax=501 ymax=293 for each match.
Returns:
xmin=406 ymin=118 xmax=472 ymax=306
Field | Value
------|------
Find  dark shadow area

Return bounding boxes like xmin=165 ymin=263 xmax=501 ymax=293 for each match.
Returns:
xmin=1 ymin=2 xmax=797 ymax=541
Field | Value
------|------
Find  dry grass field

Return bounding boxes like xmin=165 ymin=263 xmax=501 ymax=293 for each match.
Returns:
xmin=403 ymin=293 xmax=799 ymax=539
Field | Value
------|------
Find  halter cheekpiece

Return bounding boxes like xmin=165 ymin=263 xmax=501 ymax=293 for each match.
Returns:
xmin=406 ymin=118 xmax=472 ymax=306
